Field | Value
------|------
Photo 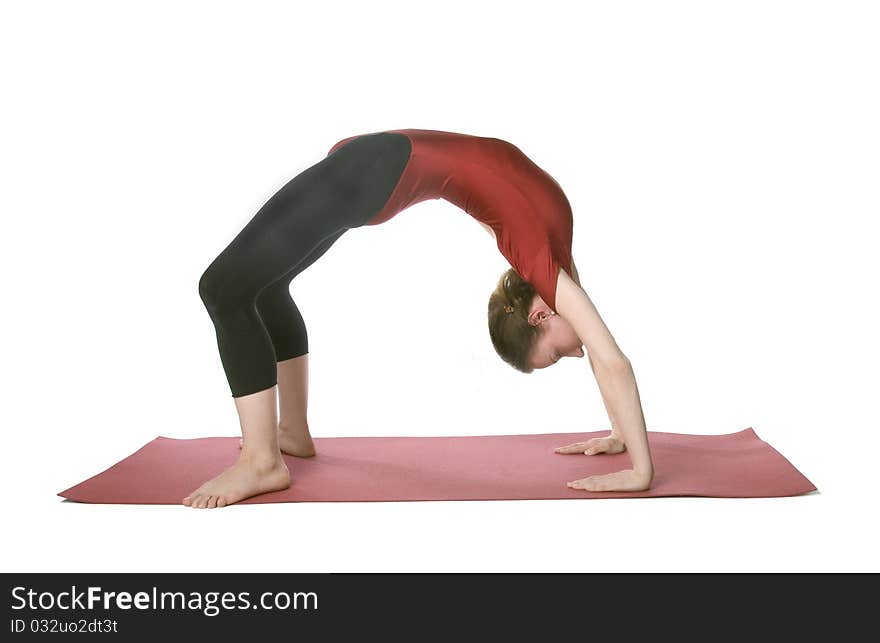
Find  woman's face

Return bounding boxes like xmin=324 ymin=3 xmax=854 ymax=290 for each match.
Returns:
xmin=528 ymin=296 xmax=585 ymax=369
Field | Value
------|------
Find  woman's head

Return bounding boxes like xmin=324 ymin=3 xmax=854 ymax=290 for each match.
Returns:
xmin=488 ymin=268 xmax=585 ymax=372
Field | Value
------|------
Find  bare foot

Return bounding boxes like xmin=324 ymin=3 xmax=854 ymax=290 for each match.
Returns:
xmin=278 ymin=425 xmax=316 ymax=458
xmin=238 ymin=425 xmax=316 ymax=458
xmin=182 ymin=454 xmax=290 ymax=508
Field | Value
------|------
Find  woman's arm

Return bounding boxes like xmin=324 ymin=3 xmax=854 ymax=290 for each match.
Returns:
xmin=569 ymin=257 xmax=582 ymax=287
xmin=554 ymin=267 xmax=654 ymax=491
xmin=477 ymin=220 xmax=497 ymax=240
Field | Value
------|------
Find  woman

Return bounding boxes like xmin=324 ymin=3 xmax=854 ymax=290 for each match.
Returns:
xmin=188 ymin=129 xmax=655 ymax=509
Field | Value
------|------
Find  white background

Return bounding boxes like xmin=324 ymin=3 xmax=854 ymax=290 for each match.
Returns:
xmin=1 ymin=1 xmax=877 ymax=572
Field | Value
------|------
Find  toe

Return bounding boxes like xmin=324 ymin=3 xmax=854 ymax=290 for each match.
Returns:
xmin=207 ymin=496 xmax=218 ymax=509
xmin=217 ymin=497 xmax=227 ymax=508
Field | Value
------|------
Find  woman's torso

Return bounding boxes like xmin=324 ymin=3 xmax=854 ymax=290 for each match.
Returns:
xmin=326 ymin=128 xmax=574 ymax=309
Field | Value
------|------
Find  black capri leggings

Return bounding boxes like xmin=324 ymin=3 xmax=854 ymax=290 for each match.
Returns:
xmin=198 ymin=132 xmax=411 ymax=397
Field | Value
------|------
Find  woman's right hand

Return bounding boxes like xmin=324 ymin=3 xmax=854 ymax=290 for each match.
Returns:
xmin=554 ymin=435 xmax=626 ymax=456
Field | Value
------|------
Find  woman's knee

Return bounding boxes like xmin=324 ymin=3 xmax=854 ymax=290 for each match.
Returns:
xmin=199 ymin=259 xmax=252 ymax=316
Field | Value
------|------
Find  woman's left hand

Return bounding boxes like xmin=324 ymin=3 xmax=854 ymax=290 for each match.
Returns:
xmin=567 ymin=468 xmax=653 ymax=492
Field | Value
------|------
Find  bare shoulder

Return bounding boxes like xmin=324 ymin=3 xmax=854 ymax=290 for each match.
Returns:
xmin=555 ymin=268 xmax=626 ymax=367
xmin=476 ymin=219 xmax=496 ymax=240
xmin=568 ymin=258 xmax=581 ymax=287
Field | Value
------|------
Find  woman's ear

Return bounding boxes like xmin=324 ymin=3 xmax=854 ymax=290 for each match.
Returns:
xmin=526 ymin=299 xmax=553 ymax=327
xmin=527 ymin=310 xmax=539 ymax=326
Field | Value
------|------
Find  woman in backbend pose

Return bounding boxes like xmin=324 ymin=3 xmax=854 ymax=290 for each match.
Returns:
xmin=188 ymin=129 xmax=655 ymax=509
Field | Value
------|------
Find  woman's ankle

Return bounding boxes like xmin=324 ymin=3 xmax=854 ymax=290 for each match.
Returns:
xmin=278 ymin=421 xmax=309 ymax=436
xmin=238 ymin=447 xmax=285 ymax=470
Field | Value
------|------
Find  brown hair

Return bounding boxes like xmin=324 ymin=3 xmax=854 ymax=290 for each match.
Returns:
xmin=487 ymin=268 xmax=541 ymax=373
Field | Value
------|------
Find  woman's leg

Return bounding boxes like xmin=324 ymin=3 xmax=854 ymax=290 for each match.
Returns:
xmin=253 ymin=229 xmax=346 ymax=457
xmin=275 ymin=354 xmax=315 ymax=456
xmin=188 ymin=132 xmax=410 ymax=508
xmin=188 ymin=186 xmax=345 ymax=507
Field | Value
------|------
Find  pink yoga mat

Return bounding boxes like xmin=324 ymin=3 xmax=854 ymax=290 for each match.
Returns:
xmin=58 ymin=428 xmax=815 ymax=504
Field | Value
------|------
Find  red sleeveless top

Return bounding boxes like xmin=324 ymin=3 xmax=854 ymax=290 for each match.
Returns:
xmin=326 ymin=129 xmax=574 ymax=311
